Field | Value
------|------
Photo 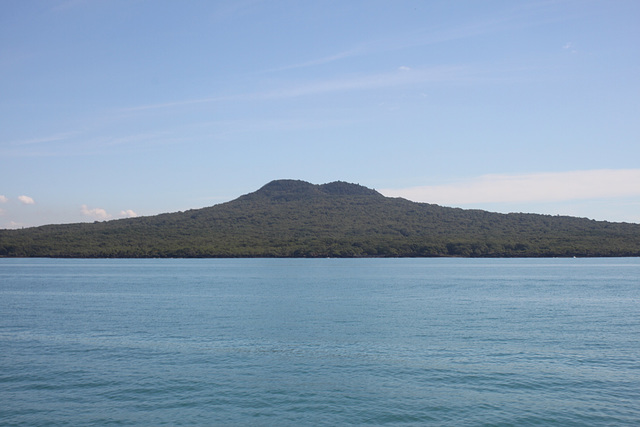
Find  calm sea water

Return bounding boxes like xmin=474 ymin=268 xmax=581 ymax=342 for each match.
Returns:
xmin=1 ymin=258 xmax=639 ymax=426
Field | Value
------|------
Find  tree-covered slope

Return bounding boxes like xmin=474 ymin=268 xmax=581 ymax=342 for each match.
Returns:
xmin=1 ymin=179 xmax=639 ymax=257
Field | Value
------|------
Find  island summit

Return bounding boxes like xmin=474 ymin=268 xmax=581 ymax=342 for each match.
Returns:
xmin=1 ymin=179 xmax=639 ymax=258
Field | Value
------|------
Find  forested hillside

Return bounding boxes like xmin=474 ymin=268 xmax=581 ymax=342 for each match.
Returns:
xmin=1 ymin=179 xmax=639 ymax=258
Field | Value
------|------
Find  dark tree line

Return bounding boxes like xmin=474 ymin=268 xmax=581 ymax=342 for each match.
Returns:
xmin=1 ymin=180 xmax=639 ymax=258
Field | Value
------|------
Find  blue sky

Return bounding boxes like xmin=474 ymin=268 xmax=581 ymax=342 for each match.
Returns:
xmin=1 ymin=0 xmax=639 ymax=228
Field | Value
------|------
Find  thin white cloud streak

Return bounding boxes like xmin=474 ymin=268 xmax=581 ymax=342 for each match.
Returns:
xmin=122 ymin=3 xmax=556 ymax=113
xmin=10 ymin=132 xmax=77 ymax=146
xmin=122 ymin=96 xmax=225 ymax=112
xmin=2 ymin=65 xmax=476 ymax=158
xmin=0 ymin=195 xmax=7 ymax=203
xmin=253 ymin=66 xmax=465 ymax=100
xmin=120 ymin=65 xmax=467 ymax=112
xmin=88 ymin=132 xmax=171 ymax=148
xmin=380 ymin=170 xmax=640 ymax=205
xmin=81 ymin=204 xmax=111 ymax=220
xmin=267 ymin=1 xmax=560 ymax=72
xmin=262 ymin=49 xmax=360 ymax=73
xmin=18 ymin=195 xmax=35 ymax=205
xmin=119 ymin=3 xmax=562 ymax=114
xmin=2 ymin=130 xmax=182 ymax=158
xmin=1 ymin=130 xmax=89 ymax=157
xmin=9 ymin=132 xmax=79 ymax=146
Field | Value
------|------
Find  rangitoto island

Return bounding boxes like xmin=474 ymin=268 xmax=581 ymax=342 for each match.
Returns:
xmin=1 ymin=179 xmax=639 ymax=258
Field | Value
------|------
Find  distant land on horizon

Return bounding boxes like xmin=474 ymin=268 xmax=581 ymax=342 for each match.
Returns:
xmin=1 ymin=179 xmax=639 ymax=258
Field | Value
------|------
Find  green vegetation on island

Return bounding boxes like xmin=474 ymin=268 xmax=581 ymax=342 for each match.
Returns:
xmin=1 ymin=179 xmax=639 ymax=258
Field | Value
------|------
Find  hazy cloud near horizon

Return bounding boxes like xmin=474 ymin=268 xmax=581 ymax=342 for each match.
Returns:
xmin=380 ymin=169 xmax=640 ymax=205
xmin=80 ymin=205 xmax=138 ymax=221
xmin=18 ymin=196 xmax=35 ymax=205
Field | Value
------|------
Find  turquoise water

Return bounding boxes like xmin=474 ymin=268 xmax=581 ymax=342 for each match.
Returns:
xmin=1 ymin=258 xmax=639 ymax=426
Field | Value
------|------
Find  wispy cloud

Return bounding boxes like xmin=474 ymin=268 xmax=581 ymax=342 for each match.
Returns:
xmin=18 ymin=195 xmax=35 ymax=205
xmin=380 ymin=169 xmax=640 ymax=205
xmin=2 ymin=129 xmax=181 ymax=157
xmin=11 ymin=132 xmax=77 ymax=146
xmin=1 ymin=131 xmax=85 ymax=157
xmin=119 ymin=2 xmax=557 ymax=114
xmin=266 ymin=1 xmax=560 ymax=72
xmin=81 ymin=204 xmax=110 ymax=220
xmin=262 ymin=49 xmax=360 ymax=73
xmin=90 ymin=132 xmax=171 ymax=148
xmin=121 ymin=96 xmax=226 ymax=112
xmin=252 ymin=65 xmax=467 ymax=100
xmin=563 ymin=41 xmax=577 ymax=53
xmin=120 ymin=65 xmax=467 ymax=113
xmin=0 ymin=195 xmax=7 ymax=203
